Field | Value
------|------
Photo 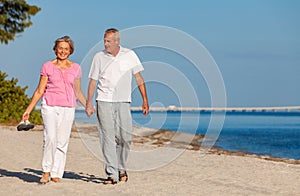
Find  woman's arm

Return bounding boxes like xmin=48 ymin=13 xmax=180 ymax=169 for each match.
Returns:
xmin=74 ymin=78 xmax=87 ymax=108
xmin=22 ymin=75 xmax=48 ymax=121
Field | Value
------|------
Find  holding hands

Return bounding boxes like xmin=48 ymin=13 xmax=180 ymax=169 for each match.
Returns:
xmin=85 ymin=103 xmax=95 ymax=117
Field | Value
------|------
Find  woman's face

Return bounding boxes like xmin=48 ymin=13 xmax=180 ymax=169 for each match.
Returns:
xmin=55 ymin=41 xmax=71 ymax=60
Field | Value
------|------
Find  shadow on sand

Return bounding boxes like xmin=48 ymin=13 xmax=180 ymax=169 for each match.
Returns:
xmin=0 ymin=168 xmax=105 ymax=184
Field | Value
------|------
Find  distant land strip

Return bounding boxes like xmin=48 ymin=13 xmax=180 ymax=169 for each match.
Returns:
xmin=69 ymin=105 xmax=300 ymax=112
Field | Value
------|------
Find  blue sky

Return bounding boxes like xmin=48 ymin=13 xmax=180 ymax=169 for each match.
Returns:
xmin=0 ymin=0 xmax=299 ymax=107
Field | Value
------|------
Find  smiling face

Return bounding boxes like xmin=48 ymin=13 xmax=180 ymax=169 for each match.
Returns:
xmin=55 ymin=41 xmax=71 ymax=60
xmin=104 ymin=31 xmax=120 ymax=56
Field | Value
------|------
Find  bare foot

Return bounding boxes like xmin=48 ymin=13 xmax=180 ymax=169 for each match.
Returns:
xmin=51 ymin=178 xmax=60 ymax=183
xmin=40 ymin=172 xmax=50 ymax=184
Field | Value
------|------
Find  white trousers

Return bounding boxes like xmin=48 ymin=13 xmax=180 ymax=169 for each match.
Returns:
xmin=41 ymin=101 xmax=75 ymax=178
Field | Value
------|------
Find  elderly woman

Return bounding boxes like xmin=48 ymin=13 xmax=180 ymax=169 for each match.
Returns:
xmin=21 ymin=36 xmax=86 ymax=183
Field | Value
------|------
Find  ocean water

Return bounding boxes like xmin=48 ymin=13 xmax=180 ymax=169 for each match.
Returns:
xmin=75 ymin=110 xmax=300 ymax=160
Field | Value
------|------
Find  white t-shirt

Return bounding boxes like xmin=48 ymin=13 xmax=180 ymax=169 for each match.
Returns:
xmin=89 ymin=46 xmax=144 ymax=102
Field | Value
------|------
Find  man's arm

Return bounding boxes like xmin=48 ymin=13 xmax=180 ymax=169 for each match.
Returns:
xmin=134 ymin=72 xmax=149 ymax=115
xmin=85 ymin=79 xmax=97 ymax=117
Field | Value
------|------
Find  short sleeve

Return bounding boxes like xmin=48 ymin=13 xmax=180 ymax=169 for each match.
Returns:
xmin=88 ymin=52 xmax=102 ymax=80
xmin=40 ymin=61 xmax=52 ymax=76
xmin=130 ymin=51 xmax=144 ymax=74
xmin=75 ymin=64 xmax=82 ymax=79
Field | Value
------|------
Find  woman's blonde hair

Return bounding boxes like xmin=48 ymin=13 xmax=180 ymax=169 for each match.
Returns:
xmin=53 ymin=35 xmax=75 ymax=54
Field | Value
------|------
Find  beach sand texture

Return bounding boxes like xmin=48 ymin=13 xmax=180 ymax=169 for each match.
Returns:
xmin=0 ymin=123 xmax=299 ymax=196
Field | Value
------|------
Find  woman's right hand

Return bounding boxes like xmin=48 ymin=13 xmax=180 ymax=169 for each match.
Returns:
xmin=22 ymin=112 xmax=30 ymax=121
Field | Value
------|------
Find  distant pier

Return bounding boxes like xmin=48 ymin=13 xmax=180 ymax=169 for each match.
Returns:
xmin=130 ymin=105 xmax=300 ymax=112
xmin=70 ymin=105 xmax=300 ymax=112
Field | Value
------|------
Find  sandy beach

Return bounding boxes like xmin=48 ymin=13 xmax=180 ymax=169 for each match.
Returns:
xmin=0 ymin=123 xmax=299 ymax=196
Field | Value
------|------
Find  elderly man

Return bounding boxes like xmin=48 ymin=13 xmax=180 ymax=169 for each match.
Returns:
xmin=86 ymin=28 xmax=149 ymax=184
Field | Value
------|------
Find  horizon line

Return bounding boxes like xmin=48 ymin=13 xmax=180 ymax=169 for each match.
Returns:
xmin=70 ymin=105 xmax=300 ymax=112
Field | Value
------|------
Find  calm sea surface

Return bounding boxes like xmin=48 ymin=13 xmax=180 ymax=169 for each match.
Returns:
xmin=75 ymin=110 xmax=300 ymax=160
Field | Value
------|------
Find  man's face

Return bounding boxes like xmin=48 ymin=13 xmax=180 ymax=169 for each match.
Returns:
xmin=104 ymin=32 xmax=120 ymax=55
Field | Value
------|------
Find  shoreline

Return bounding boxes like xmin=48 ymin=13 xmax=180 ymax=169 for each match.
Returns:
xmin=74 ymin=122 xmax=300 ymax=164
xmin=11 ymin=122 xmax=299 ymax=165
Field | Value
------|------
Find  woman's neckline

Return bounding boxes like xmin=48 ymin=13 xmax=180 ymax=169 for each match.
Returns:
xmin=50 ymin=59 xmax=74 ymax=71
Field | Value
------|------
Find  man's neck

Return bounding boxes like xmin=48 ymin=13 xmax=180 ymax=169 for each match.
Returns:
xmin=110 ymin=46 xmax=120 ymax=57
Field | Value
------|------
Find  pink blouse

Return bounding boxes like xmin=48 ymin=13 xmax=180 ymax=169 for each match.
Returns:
xmin=41 ymin=61 xmax=81 ymax=107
